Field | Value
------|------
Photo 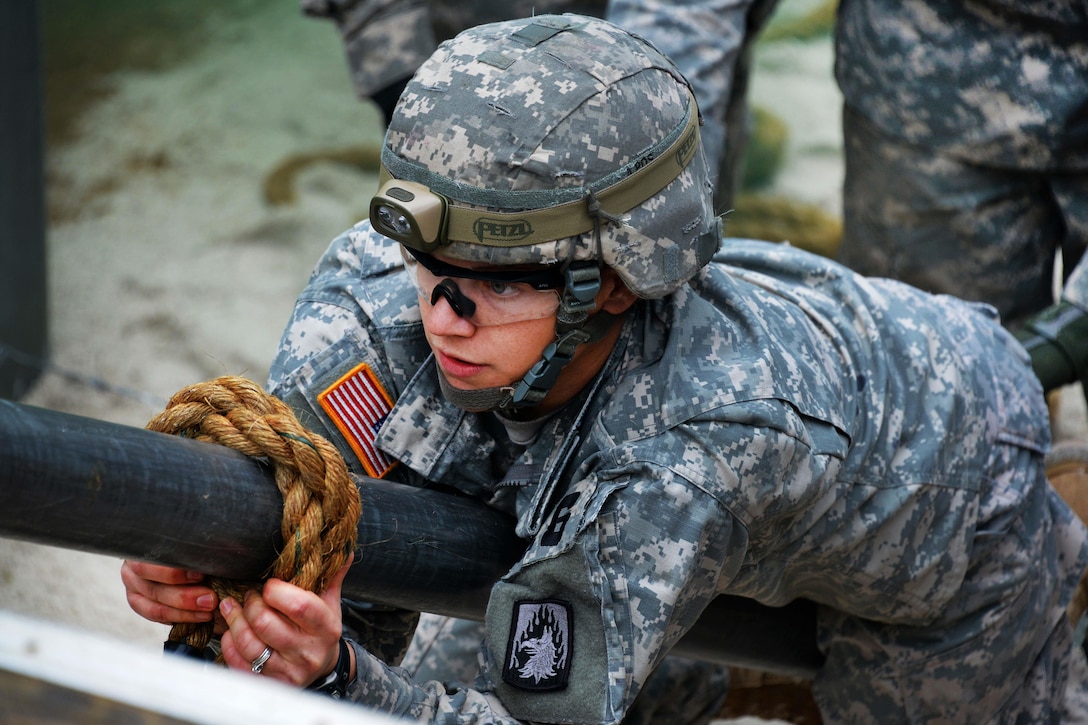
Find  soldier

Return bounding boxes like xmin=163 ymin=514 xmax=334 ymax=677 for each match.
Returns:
xmin=832 ymin=0 xmax=1088 ymax=416
xmin=122 ymin=15 xmax=1088 ymax=722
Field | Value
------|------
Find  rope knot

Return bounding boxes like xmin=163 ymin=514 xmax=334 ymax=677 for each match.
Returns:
xmin=146 ymin=375 xmax=361 ymax=657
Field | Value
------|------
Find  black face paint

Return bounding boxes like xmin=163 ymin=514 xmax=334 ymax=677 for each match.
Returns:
xmin=431 ymin=278 xmax=477 ymax=319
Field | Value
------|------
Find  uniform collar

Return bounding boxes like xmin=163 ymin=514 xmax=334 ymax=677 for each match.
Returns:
xmin=376 ymin=320 xmax=634 ymax=534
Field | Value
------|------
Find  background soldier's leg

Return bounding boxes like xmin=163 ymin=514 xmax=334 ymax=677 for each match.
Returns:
xmin=836 ymin=106 xmax=1060 ymax=328
xmin=622 ymin=657 xmax=730 ymax=725
xmin=400 ymin=614 xmax=484 ymax=684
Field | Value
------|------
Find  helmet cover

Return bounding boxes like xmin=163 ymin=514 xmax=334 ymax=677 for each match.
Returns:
xmin=380 ymin=14 xmax=720 ymax=298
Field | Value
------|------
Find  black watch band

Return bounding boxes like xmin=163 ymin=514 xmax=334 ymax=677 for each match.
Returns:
xmin=307 ymin=637 xmax=351 ymax=699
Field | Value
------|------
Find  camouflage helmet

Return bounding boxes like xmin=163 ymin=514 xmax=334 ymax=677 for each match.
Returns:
xmin=371 ymin=14 xmax=721 ymax=300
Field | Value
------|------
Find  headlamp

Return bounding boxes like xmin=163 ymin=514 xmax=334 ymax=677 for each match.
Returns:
xmin=371 ymin=87 xmax=702 ymax=254
xmin=369 ymin=180 xmax=449 ymax=250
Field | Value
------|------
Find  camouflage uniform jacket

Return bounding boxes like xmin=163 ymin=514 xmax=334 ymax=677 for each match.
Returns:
xmin=267 ymin=225 xmax=1088 ymax=723
xmin=835 ymin=0 xmax=1088 ymax=170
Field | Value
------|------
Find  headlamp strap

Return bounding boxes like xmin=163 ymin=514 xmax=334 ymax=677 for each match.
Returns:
xmin=378 ymin=87 xmax=701 ymax=250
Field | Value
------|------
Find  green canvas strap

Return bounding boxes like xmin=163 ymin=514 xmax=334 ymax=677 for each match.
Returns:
xmin=378 ymin=89 xmax=701 ymax=249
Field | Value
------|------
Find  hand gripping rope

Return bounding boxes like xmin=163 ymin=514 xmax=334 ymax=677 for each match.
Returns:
xmin=146 ymin=376 xmax=361 ymax=662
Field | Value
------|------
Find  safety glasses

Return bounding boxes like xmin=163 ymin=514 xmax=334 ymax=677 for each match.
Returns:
xmin=401 ymin=247 xmax=564 ymax=326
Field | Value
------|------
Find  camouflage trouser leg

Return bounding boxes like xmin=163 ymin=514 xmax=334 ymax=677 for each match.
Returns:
xmin=812 ymin=437 xmax=1088 ymax=723
xmin=399 ymin=613 xmax=485 ymax=685
xmin=606 ymin=0 xmax=782 ymax=211
xmin=400 ymin=614 xmax=730 ymax=725
xmin=835 ymin=106 xmax=1088 ymax=329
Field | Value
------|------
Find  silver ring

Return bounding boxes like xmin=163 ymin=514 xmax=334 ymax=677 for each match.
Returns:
xmin=251 ymin=646 xmax=272 ymax=674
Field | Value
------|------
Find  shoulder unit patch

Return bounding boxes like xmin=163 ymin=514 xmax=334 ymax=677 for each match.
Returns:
xmin=318 ymin=362 xmax=396 ymax=478
xmin=503 ymin=600 xmax=573 ymax=691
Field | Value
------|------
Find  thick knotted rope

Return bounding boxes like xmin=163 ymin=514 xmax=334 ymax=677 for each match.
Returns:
xmin=145 ymin=376 xmax=361 ymax=657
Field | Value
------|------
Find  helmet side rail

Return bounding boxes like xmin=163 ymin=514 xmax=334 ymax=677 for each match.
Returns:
xmin=0 ymin=399 xmax=823 ymax=679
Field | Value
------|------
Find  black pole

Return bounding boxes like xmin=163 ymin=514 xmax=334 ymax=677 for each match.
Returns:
xmin=0 ymin=400 xmax=520 ymax=618
xmin=0 ymin=1 xmax=48 ymax=400
xmin=0 ymin=400 xmax=824 ymax=677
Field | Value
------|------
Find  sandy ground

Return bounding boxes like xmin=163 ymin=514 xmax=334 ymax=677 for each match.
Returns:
xmin=1 ymin=2 xmax=1084 ymax=723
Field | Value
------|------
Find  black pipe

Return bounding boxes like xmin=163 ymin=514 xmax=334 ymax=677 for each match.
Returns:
xmin=0 ymin=400 xmax=520 ymax=617
xmin=0 ymin=400 xmax=824 ymax=677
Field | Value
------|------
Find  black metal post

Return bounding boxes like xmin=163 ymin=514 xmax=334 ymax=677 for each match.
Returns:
xmin=0 ymin=1 xmax=48 ymax=400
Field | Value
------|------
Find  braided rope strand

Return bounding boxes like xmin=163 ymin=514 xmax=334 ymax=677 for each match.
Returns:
xmin=145 ymin=376 xmax=361 ymax=657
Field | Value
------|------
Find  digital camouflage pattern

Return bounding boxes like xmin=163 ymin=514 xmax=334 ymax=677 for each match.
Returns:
xmin=399 ymin=614 xmax=730 ymax=724
xmin=837 ymin=107 xmax=1088 ymax=328
xmin=267 ymin=220 xmax=1088 ymax=721
xmin=834 ymin=0 xmax=1088 ymax=327
xmin=300 ymin=0 xmax=606 ymax=100
xmin=298 ymin=0 xmax=780 ymax=207
xmin=379 ymin=14 xmax=717 ymax=299
xmin=835 ymin=0 xmax=1088 ymax=169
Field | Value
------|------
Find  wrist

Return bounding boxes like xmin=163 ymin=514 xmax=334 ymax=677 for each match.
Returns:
xmin=307 ymin=637 xmax=351 ymax=699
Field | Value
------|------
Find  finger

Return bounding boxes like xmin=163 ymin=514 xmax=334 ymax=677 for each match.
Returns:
xmin=220 ymin=628 xmax=272 ymax=675
xmin=124 ymin=560 xmax=206 ymax=585
xmin=121 ymin=561 xmax=217 ymax=625
xmin=262 ymin=555 xmax=353 ymax=638
xmin=244 ymin=582 xmax=342 ymax=686
xmin=261 ymin=581 xmax=335 ymax=639
xmin=320 ymin=555 xmax=354 ymax=610
xmin=219 ymin=596 xmax=272 ymax=675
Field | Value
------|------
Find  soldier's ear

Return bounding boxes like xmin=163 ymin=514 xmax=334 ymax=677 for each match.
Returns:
xmin=598 ymin=268 xmax=638 ymax=315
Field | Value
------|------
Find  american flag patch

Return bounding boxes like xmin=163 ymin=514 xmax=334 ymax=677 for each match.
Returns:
xmin=318 ymin=362 xmax=396 ymax=478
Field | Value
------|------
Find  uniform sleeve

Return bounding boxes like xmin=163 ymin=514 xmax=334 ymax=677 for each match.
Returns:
xmin=342 ymin=600 xmax=420 ymax=665
xmin=345 ymin=642 xmax=529 ymax=722
xmin=482 ymin=465 xmax=748 ymax=725
xmin=265 ymin=221 xmax=413 ymax=401
xmin=335 ymin=476 xmax=744 ymax=725
xmin=267 ymin=297 xmax=374 ymax=397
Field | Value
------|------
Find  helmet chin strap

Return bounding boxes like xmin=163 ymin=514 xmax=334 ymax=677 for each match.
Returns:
xmin=435 ymin=368 xmax=513 ymax=413
xmin=436 ymin=262 xmax=616 ymax=414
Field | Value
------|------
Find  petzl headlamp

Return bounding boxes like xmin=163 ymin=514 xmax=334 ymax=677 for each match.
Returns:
xmin=370 ymin=180 xmax=448 ymax=249
xmin=370 ymin=88 xmax=702 ymax=253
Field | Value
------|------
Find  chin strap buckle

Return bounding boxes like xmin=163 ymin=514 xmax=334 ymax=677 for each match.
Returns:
xmin=557 ymin=262 xmax=601 ymax=329
xmin=511 ymin=328 xmax=593 ymax=407
xmin=509 ymin=311 xmax=619 ymax=408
